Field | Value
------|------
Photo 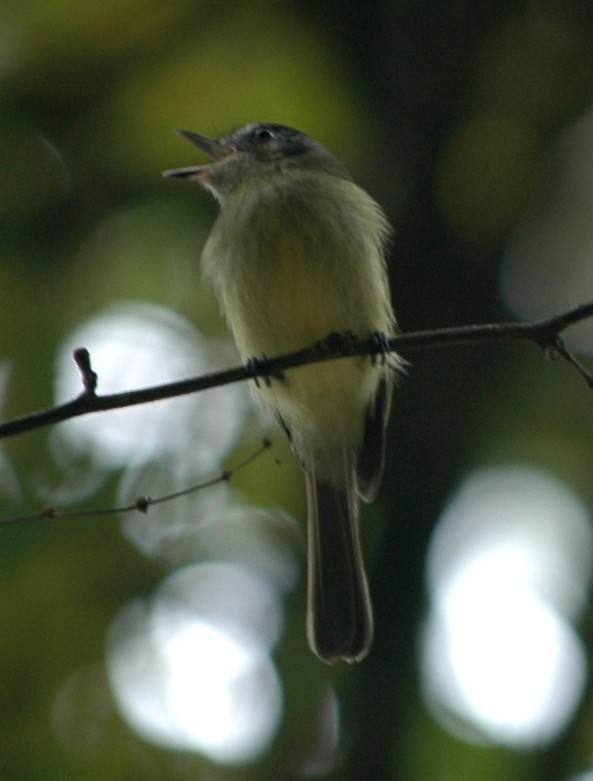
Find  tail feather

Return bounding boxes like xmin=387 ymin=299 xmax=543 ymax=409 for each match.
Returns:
xmin=305 ymin=465 xmax=373 ymax=663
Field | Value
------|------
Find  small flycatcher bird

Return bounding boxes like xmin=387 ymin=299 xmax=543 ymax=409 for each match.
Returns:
xmin=163 ymin=123 xmax=401 ymax=663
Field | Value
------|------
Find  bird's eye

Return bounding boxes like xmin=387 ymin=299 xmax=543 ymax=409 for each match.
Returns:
xmin=252 ymin=126 xmax=275 ymax=143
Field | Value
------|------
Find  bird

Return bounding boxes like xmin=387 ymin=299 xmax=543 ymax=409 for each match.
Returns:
xmin=163 ymin=123 xmax=401 ymax=663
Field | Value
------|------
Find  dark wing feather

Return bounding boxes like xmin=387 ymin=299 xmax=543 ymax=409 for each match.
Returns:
xmin=356 ymin=376 xmax=393 ymax=502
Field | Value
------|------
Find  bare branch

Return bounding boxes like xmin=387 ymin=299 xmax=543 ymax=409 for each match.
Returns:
xmin=0 ymin=438 xmax=272 ymax=526
xmin=544 ymin=338 xmax=593 ymax=388
xmin=1 ymin=302 xmax=592 ymax=442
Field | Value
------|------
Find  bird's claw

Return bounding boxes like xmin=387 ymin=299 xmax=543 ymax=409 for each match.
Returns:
xmin=369 ymin=331 xmax=391 ymax=365
xmin=246 ymin=354 xmax=284 ymax=387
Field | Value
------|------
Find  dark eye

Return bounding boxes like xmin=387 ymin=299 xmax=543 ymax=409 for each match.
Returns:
xmin=252 ymin=126 xmax=275 ymax=143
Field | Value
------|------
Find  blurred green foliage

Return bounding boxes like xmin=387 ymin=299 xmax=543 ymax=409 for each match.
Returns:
xmin=1 ymin=1 xmax=593 ymax=780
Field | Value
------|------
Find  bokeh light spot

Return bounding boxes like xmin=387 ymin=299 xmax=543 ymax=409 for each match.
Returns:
xmin=53 ymin=301 xmax=246 ymax=470
xmin=421 ymin=465 xmax=592 ymax=747
xmin=107 ymin=562 xmax=283 ymax=765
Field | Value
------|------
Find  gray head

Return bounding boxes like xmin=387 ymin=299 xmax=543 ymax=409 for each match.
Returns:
xmin=162 ymin=123 xmax=351 ymax=195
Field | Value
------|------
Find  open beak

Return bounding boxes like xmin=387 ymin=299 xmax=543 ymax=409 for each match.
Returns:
xmin=162 ymin=129 xmax=233 ymax=179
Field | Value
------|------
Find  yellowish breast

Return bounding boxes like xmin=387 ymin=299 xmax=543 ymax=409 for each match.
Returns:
xmin=201 ymin=172 xmax=395 ymax=459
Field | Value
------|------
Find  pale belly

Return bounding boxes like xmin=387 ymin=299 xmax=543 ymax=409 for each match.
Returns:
xmin=201 ymin=175 xmax=396 ymax=473
xmin=222 ymin=252 xmax=385 ymax=463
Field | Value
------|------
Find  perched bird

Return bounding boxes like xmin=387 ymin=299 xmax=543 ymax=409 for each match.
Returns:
xmin=163 ymin=123 xmax=401 ymax=663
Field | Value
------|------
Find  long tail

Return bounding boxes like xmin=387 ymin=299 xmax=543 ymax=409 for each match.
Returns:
xmin=305 ymin=461 xmax=373 ymax=663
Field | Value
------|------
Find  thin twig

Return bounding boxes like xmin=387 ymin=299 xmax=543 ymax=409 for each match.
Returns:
xmin=1 ymin=302 xmax=592 ymax=442
xmin=545 ymin=338 xmax=593 ymax=388
xmin=0 ymin=438 xmax=272 ymax=526
xmin=73 ymin=347 xmax=98 ymax=395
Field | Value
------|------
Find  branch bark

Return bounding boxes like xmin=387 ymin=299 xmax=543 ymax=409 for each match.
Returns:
xmin=1 ymin=301 xmax=592 ymax=442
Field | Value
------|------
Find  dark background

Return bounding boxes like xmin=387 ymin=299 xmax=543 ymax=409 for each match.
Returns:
xmin=2 ymin=1 xmax=593 ymax=779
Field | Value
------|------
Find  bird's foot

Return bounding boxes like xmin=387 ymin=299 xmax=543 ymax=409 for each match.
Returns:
xmin=245 ymin=354 xmax=284 ymax=387
xmin=369 ymin=331 xmax=392 ymax=366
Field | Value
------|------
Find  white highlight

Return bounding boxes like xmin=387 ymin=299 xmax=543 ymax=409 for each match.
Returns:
xmin=54 ymin=302 xmax=245 ymax=469
xmin=422 ymin=465 xmax=591 ymax=747
xmin=107 ymin=562 xmax=283 ymax=764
